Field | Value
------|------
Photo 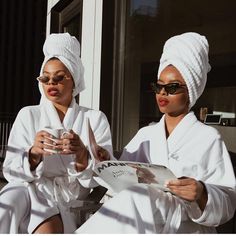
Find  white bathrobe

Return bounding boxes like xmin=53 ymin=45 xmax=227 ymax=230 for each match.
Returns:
xmin=76 ymin=112 xmax=236 ymax=234
xmin=0 ymin=98 xmax=113 ymax=233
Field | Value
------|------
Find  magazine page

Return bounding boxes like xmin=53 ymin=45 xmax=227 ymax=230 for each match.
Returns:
xmin=86 ymin=118 xmax=177 ymax=196
xmin=93 ymin=160 xmax=177 ymax=196
xmin=86 ymin=118 xmax=110 ymax=163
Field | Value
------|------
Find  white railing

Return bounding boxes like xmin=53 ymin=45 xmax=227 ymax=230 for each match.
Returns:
xmin=0 ymin=118 xmax=13 ymax=179
xmin=0 ymin=121 xmax=12 ymax=158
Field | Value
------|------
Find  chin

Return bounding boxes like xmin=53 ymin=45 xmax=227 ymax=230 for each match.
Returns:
xmin=158 ymin=106 xmax=168 ymax=114
xmin=46 ymin=96 xmax=63 ymax=105
xmin=46 ymin=96 xmax=59 ymax=101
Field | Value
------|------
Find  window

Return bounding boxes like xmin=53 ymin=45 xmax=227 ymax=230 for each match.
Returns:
xmin=50 ymin=0 xmax=83 ymax=42
xmin=109 ymin=0 xmax=236 ymax=150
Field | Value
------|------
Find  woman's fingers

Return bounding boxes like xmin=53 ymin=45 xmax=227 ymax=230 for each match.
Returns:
xmin=59 ymin=142 xmax=85 ymax=154
xmin=166 ymin=177 xmax=200 ymax=201
xmin=33 ymin=130 xmax=62 ymax=154
xmin=96 ymin=147 xmax=110 ymax=161
xmin=58 ymin=130 xmax=86 ymax=154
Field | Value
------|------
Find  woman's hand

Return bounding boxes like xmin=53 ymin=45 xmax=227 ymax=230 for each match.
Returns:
xmin=58 ymin=130 xmax=89 ymax=172
xmin=93 ymin=146 xmax=110 ymax=162
xmin=165 ymin=177 xmax=208 ymax=211
xmin=29 ymin=130 xmax=56 ymax=170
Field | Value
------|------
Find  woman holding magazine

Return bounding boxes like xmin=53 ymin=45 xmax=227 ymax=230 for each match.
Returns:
xmin=0 ymin=33 xmax=112 ymax=233
xmin=76 ymin=32 xmax=236 ymax=233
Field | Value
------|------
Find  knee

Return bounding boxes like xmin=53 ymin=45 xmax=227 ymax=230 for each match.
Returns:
xmin=0 ymin=183 xmax=29 ymax=212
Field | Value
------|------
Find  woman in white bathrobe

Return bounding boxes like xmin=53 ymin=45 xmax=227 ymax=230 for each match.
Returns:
xmin=76 ymin=32 xmax=236 ymax=234
xmin=0 ymin=33 xmax=112 ymax=233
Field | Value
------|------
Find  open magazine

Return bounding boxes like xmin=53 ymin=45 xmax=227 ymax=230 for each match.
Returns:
xmin=86 ymin=118 xmax=177 ymax=196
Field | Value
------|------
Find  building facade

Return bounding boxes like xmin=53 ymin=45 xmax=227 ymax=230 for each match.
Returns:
xmin=29 ymin=0 xmax=236 ymax=151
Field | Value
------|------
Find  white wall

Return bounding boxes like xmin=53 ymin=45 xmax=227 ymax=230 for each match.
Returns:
xmin=46 ymin=0 xmax=103 ymax=110
xmin=80 ymin=0 xmax=103 ymax=109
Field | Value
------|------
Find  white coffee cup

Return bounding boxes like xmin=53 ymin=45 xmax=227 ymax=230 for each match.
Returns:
xmin=42 ymin=128 xmax=64 ymax=153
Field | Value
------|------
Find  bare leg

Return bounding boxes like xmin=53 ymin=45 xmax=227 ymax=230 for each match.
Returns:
xmin=33 ymin=214 xmax=63 ymax=234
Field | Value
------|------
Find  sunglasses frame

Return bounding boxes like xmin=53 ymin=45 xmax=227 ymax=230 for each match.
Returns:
xmin=37 ymin=75 xmax=67 ymax=84
xmin=150 ymin=82 xmax=186 ymax=95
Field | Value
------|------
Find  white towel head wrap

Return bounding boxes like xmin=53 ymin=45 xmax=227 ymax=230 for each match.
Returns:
xmin=39 ymin=32 xmax=85 ymax=97
xmin=157 ymin=32 xmax=211 ymax=109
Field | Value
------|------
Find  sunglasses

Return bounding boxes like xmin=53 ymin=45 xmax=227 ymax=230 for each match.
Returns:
xmin=37 ymin=75 xmax=66 ymax=84
xmin=150 ymin=82 xmax=187 ymax=95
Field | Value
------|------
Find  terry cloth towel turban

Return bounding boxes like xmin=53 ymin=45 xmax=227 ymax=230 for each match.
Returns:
xmin=39 ymin=32 xmax=85 ymax=97
xmin=157 ymin=32 xmax=211 ymax=109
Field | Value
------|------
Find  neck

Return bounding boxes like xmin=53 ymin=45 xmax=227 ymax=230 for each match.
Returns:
xmin=53 ymin=102 xmax=70 ymax=122
xmin=164 ymin=112 xmax=188 ymax=137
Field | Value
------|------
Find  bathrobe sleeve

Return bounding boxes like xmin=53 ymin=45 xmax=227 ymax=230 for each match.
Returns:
xmin=3 ymin=107 xmax=42 ymax=182
xmin=167 ymin=117 xmax=236 ymax=227
xmin=186 ymin=135 xmax=236 ymax=226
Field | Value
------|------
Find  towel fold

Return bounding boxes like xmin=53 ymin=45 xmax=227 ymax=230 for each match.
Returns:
xmin=39 ymin=33 xmax=85 ymax=98
xmin=158 ymin=32 xmax=211 ymax=109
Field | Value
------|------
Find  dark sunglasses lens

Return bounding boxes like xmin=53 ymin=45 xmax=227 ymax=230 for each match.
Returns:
xmin=53 ymin=76 xmax=64 ymax=83
xmin=151 ymin=83 xmax=164 ymax=94
xmin=166 ymin=84 xmax=178 ymax=94
xmin=151 ymin=83 xmax=159 ymax=93
xmin=38 ymin=76 xmax=49 ymax=83
xmin=155 ymin=84 xmax=164 ymax=94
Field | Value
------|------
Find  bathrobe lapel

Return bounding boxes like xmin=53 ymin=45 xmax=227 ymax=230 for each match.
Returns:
xmin=38 ymin=98 xmax=78 ymax=132
xmin=149 ymin=112 xmax=198 ymax=168
xmin=167 ymin=112 xmax=197 ymax=160
xmin=62 ymin=99 xmax=78 ymax=131
xmin=149 ymin=116 xmax=169 ymax=168
xmin=39 ymin=99 xmax=63 ymax=131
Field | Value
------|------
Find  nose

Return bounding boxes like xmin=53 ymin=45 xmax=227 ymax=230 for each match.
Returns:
xmin=159 ymin=87 xmax=167 ymax=95
xmin=47 ymin=78 xmax=57 ymax=85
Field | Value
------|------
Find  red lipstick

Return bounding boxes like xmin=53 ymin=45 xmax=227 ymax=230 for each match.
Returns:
xmin=47 ymin=87 xmax=59 ymax=97
xmin=158 ymin=98 xmax=169 ymax=107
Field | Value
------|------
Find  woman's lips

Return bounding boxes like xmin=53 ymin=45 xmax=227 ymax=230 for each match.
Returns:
xmin=158 ymin=98 xmax=169 ymax=107
xmin=47 ymin=87 xmax=59 ymax=96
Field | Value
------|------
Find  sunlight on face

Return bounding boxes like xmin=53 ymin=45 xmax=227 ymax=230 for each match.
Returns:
xmin=42 ymin=59 xmax=74 ymax=107
xmin=156 ymin=65 xmax=189 ymax=117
